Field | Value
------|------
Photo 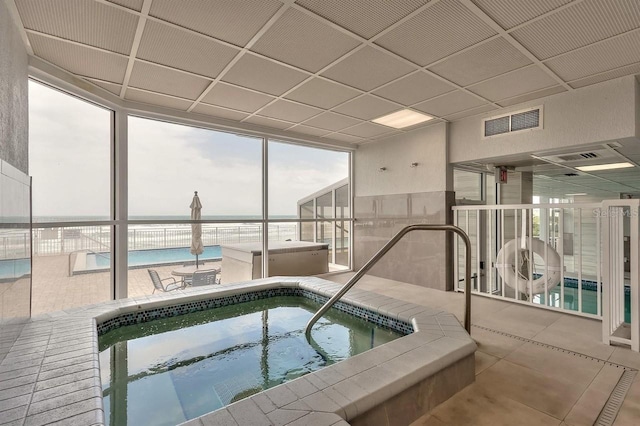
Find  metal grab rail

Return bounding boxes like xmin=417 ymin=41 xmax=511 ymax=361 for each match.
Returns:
xmin=305 ymin=224 xmax=472 ymax=339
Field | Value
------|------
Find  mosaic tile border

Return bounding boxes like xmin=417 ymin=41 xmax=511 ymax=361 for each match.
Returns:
xmin=97 ymin=287 xmax=414 ymax=336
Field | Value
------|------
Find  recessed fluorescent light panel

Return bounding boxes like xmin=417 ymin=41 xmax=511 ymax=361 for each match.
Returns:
xmin=372 ymin=109 xmax=433 ymax=129
xmin=575 ymin=162 xmax=634 ymax=172
xmin=565 ymin=193 xmax=587 ymax=196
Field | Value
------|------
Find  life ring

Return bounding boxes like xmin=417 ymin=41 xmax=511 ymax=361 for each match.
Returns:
xmin=495 ymin=238 xmax=562 ymax=296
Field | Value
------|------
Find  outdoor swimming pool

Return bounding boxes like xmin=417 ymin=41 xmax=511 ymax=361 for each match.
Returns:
xmin=86 ymin=245 xmax=223 ymax=270
xmin=98 ymin=295 xmax=403 ymax=426
xmin=0 ymin=258 xmax=30 ymax=280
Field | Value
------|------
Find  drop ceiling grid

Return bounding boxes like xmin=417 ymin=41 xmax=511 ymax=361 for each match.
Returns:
xmin=294 ymin=0 xmax=431 ymax=40
xmin=28 ymin=32 xmax=129 ymax=84
xmin=106 ymin=0 xmax=144 ymax=12
xmin=250 ymin=8 xmax=361 ymax=73
xmin=201 ymin=83 xmax=275 ymax=113
xmin=413 ymin=90 xmax=487 ymax=117
xmin=497 ymin=85 xmax=566 ymax=107
xmin=125 ymin=88 xmax=194 ymax=110
xmin=284 ymin=78 xmax=361 ymax=109
xmin=137 ymin=20 xmax=240 ymax=79
xmin=302 ymin=112 xmax=362 ymax=132
xmin=258 ymin=99 xmax=324 ymax=122
xmin=372 ymin=71 xmax=457 ymax=106
xmin=128 ymin=61 xmax=212 ymax=100
xmin=471 ymin=0 xmax=575 ymax=30
xmin=510 ymin=0 xmax=640 ymax=60
xmin=427 ymin=37 xmax=533 ymax=87
xmin=568 ymin=62 xmax=640 ymax=89
xmin=543 ymin=30 xmax=640 ymax=82
xmin=87 ymin=79 xmax=122 ymax=96
xmin=147 ymin=0 xmax=284 ymax=48
xmin=374 ymin=0 xmax=497 ymax=66
xmin=191 ymin=103 xmax=250 ymax=122
xmin=467 ymin=64 xmax=559 ymax=101
xmin=15 ymin=0 xmax=139 ymax=55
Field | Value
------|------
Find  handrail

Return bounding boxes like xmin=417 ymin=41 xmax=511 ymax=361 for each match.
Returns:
xmin=305 ymin=224 xmax=472 ymax=339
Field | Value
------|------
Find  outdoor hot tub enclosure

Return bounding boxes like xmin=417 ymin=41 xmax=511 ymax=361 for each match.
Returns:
xmin=0 ymin=277 xmax=476 ymax=426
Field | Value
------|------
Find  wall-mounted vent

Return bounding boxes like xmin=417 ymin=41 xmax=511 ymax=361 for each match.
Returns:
xmin=483 ymin=106 xmax=542 ymax=138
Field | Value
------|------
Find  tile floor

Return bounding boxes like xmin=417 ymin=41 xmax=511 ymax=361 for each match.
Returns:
xmin=321 ymin=272 xmax=640 ymax=426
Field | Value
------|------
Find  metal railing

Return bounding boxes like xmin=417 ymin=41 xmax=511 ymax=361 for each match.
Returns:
xmin=305 ymin=224 xmax=472 ymax=339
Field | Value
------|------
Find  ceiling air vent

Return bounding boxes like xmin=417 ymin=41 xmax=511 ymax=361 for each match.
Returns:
xmin=483 ymin=106 xmax=543 ymax=138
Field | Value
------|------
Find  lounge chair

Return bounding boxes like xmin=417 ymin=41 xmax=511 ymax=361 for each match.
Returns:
xmin=148 ymin=269 xmax=185 ymax=293
xmin=191 ymin=270 xmax=219 ymax=287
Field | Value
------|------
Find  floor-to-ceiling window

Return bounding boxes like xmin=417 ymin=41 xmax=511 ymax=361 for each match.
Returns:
xmin=29 ymin=80 xmax=113 ymax=314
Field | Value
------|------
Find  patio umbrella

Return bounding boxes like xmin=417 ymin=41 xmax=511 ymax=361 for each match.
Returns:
xmin=190 ymin=191 xmax=203 ymax=267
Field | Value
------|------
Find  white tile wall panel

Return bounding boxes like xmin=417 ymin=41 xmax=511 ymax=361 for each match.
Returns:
xmin=544 ymin=30 xmax=640 ymax=82
xmin=568 ymin=62 xmax=640 ymax=89
xmin=29 ymin=33 xmax=128 ymax=83
xmin=245 ymin=115 xmax=295 ymax=130
xmin=128 ymin=61 xmax=210 ymax=100
xmin=295 ymin=0 xmax=430 ymax=39
xmin=333 ymin=94 xmax=401 ymax=120
xmin=497 ymin=85 xmax=566 ymax=107
xmin=107 ymin=0 xmax=144 ymax=11
xmin=284 ymin=78 xmax=360 ymax=109
xmin=221 ymin=53 xmax=309 ymax=96
xmin=442 ymin=104 xmax=497 ymax=121
xmin=149 ymin=0 xmax=283 ymax=47
xmin=201 ymin=83 xmax=275 ymax=113
xmin=258 ymin=99 xmax=323 ymax=122
xmin=372 ymin=72 xmax=455 ymax=106
xmin=341 ymin=122 xmax=394 ymax=138
xmin=289 ymin=125 xmax=331 ymax=137
xmin=471 ymin=0 xmax=573 ymax=30
xmin=511 ymin=0 xmax=640 ymax=60
xmin=413 ymin=90 xmax=486 ymax=117
xmin=15 ymin=0 xmax=138 ymax=55
xmin=428 ymin=37 xmax=532 ymax=87
xmin=86 ymin=79 xmax=122 ymax=96
xmin=321 ymin=46 xmax=414 ymax=91
xmin=192 ymin=103 xmax=249 ymax=121
xmin=303 ymin=112 xmax=362 ymax=131
xmin=136 ymin=21 xmax=240 ymax=79
xmin=467 ymin=65 xmax=557 ymax=101
xmin=125 ymin=88 xmax=193 ymax=110
xmin=327 ymin=133 xmax=364 ymax=144
xmin=251 ymin=8 xmax=359 ymax=73
xmin=375 ymin=0 xmax=496 ymax=66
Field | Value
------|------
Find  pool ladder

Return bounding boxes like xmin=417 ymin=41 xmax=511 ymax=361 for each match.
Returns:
xmin=304 ymin=224 xmax=472 ymax=340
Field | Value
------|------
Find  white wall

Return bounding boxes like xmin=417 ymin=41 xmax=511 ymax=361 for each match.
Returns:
xmin=449 ymin=76 xmax=638 ymax=164
xmin=0 ymin=1 xmax=28 ymax=173
xmin=354 ymin=122 xmax=449 ymax=196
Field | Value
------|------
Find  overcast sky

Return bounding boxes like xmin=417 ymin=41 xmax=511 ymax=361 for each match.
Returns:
xmin=29 ymin=81 xmax=348 ymax=219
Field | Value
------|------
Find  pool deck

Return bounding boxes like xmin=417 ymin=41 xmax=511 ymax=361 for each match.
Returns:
xmin=1 ymin=271 xmax=640 ymax=425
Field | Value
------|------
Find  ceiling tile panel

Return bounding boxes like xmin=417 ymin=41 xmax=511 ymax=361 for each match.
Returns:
xmin=341 ymin=122 xmax=395 ymax=138
xmin=137 ymin=21 xmax=240 ymax=79
xmin=107 ymin=0 xmax=144 ymax=12
xmin=284 ymin=78 xmax=361 ymax=109
xmin=221 ymin=53 xmax=309 ymax=96
xmin=28 ymin=33 xmax=128 ymax=83
xmin=471 ymin=0 xmax=572 ymax=30
xmin=16 ymin=0 xmax=138 ymax=55
xmin=149 ymin=0 xmax=283 ymax=47
xmin=245 ymin=115 xmax=295 ymax=130
xmin=333 ymin=95 xmax=401 ymax=120
xmin=544 ymin=30 xmax=640 ymax=82
xmin=128 ymin=61 xmax=211 ymax=100
xmin=201 ymin=83 xmax=275 ymax=113
xmin=497 ymin=85 xmax=567 ymax=107
xmin=321 ymin=46 xmax=414 ymax=91
xmin=304 ymin=112 xmax=362 ymax=131
xmin=295 ymin=0 xmax=430 ymax=39
xmin=467 ymin=65 xmax=557 ymax=101
xmin=192 ymin=104 xmax=249 ymax=121
xmin=428 ymin=37 xmax=532 ymax=87
xmin=443 ymin=104 xmax=497 ymax=121
xmin=289 ymin=125 xmax=331 ymax=137
xmin=86 ymin=79 xmax=122 ymax=96
xmin=251 ymin=8 xmax=360 ymax=73
xmin=569 ymin=62 xmax=640 ymax=89
xmin=327 ymin=133 xmax=365 ymax=144
xmin=258 ymin=100 xmax=323 ymax=122
xmin=125 ymin=89 xmax=193 ymax=110
xmin=375 ymin=0 xmax=496 ymax=66
xmin=511 ymin=0 xmax=640 ymax=60
xmin=372 ymin=72 xmax=455 ymax=105
xmin=413 ymin=90 xmax=487 ymax=117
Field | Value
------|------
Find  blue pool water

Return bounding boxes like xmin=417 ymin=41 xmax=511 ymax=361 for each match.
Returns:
xmin=86 ymin=245 xmax=222 ymax=270
xmin=0 ymin=258 xmax=30 ymax=280
xmin=98 ymin=295 xmax=401 ymax=426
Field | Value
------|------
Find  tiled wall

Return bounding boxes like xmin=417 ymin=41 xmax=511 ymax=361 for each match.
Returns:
xmin=354 ymin=191 xmax=455 ymax=291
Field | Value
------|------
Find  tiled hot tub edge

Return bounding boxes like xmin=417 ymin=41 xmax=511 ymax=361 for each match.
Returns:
xmin=0 ymin=277 xmax=476 ymax=426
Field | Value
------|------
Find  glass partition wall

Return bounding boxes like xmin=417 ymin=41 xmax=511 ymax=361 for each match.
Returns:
xmin=28 ymin=81 xmax=353 ymax=313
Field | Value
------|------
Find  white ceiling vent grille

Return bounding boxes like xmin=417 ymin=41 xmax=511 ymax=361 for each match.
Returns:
xmin=483 ymin=106 xmax=543 ymax=138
